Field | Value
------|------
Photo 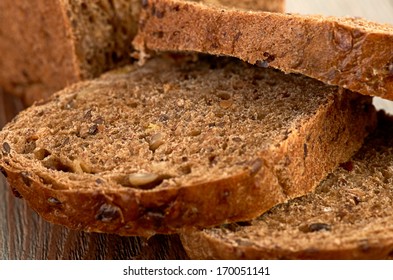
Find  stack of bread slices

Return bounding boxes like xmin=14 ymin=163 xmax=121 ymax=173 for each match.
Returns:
xmin=0 ymin=0 xmax=392 ymax=259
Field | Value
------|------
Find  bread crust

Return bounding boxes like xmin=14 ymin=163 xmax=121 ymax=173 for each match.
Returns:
xmin=185 ymin=0 xmax=285 ymax=12
xmin=0 ymin=55 xmax=376 ymax=236
xmin=133 ymin=0 xmax=393 ymax=100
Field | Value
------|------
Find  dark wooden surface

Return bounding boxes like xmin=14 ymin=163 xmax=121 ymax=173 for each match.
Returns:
xmin=1 ymin=0 xmax=393 ymax=260
xmin=0 ymin=90 xmax=188 ymax=260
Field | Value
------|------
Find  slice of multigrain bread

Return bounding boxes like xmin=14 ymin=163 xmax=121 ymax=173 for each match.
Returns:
xmin=180 ymin=112 xmax=393 ymax=260
xmin=0 ymin=0 xmax=284 ymax=106
xmin=133 ymin=0 xmax=393 ymax=100
xmin=0 ymin=55 xmax=376 ymax=237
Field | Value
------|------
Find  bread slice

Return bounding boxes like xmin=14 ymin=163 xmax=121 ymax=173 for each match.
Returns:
xmin=180 ymin=112 xmax=393 ymax=260
xmin=133 ymin=0 xmax=393 ymax=100
xmin=0 ymin=0 xmax=284 ymax=106
xmin=0 ymin=54 xmax=376 ymax=237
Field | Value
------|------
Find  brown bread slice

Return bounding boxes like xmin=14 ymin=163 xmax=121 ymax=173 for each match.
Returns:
xmin=133 ymin=0 xmax=393 ymax=100
xmin=0 ymin=0 xmax=284 ymax=106
xmin=0 ymin=55 xmax=376 ymax=237
xmin=180 ymin=112 xmax=393 ymax=260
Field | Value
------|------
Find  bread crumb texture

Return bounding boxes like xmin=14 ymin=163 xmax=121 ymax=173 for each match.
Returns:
xmin=0 ymin=55 xmax=375 ymax=236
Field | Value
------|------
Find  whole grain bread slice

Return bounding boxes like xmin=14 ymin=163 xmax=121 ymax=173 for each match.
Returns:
xmin=181 ymin=112 xmax=393 ymax=260
xmin=133 ymin=0 xmax=393 ymax=100
xmin=0 ymin=0 xmax=284 ymax=106
xmin=0 ymin=55 xmax=376 ymax=237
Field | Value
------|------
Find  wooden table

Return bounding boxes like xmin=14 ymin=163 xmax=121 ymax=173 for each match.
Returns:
xmin=1 ymin=0 xmax=393 ymax=260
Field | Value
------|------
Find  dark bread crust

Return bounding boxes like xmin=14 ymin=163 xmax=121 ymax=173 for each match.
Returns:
xmin=0 ymin=55 xmax=376 ymax=236
xmin=133 ymin=0 xmax=393 ymax=100
xmin=181 ymin=113 xmax=393 ymax=260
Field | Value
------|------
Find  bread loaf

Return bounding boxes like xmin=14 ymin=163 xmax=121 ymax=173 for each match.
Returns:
xmin=0 ymin=0 xmax=284 ymax=106
xmin=181 ymin=112 xmax=393 ymax=259
xmin=133 ymin=0 xmax=393 ymax=100
xmin=0 ymin=54 xmax=376 ymax=236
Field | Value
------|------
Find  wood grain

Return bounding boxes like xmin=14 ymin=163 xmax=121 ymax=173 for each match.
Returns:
xmin=1 ymin=0 xmax=393 ymax=260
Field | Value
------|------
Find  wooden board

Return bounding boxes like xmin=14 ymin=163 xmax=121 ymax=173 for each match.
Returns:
xmin=1 ymin=0 xmax=393 ymax=259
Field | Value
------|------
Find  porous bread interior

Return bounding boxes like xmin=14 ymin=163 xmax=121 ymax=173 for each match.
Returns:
xmin=64 ymin=0 xmax=141 ymax=79
xmin=2 ymin=55 xmax=339 ymax=192
xmin=187 ymin=113 xmax=393 ymax=259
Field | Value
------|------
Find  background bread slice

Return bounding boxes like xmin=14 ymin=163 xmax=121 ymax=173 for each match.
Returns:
xmin=180 ymin=112 xmax=393 ymax=260
xmin=0 ymin=0 xmax=140 ymax=106
xmin=0 ymin=0 xmax=284 ymax=106
xmin=0 ymin=54 xmax=376 ymax=236
xmin=133 ymin=0 xmax=393 ymax=100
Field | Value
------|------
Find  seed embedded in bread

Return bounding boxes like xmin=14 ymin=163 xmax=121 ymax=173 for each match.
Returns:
xmin=47 ymin=197 xmax=62 ymax=206
xmin=149 ymin=133 xmax=165 ymax=151
xmin=128 ymin=173 xmax=160 ymax=188
xmin=2 ymin=142 xmax=11 ymax=154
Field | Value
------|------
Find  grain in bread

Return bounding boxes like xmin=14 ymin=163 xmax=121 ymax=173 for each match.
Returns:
xmin=181 ymin=112 xmax=393 ymax=259
xmin=133 ymin=0 xmax=393 ymax=100
xmin=0 ymin=55 xmax=376 ymax=236
xmin=0 ymin=0 xmax=284 ymax=106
